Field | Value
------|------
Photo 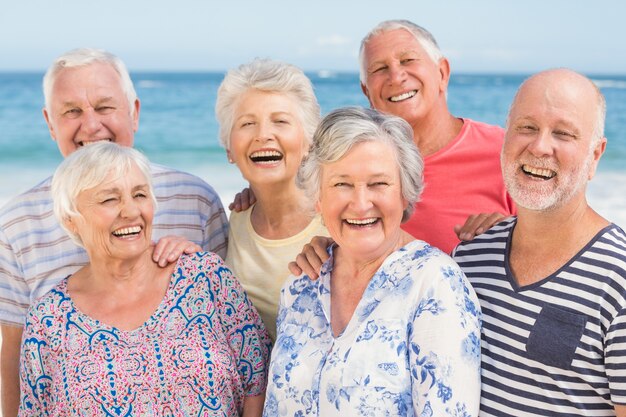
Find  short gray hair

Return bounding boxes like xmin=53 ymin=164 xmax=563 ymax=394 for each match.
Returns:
xmin=297 ymin=107 xmax=423 ymax=222
xmin=52 ymin=142 xmax=155 ymax=247
xmin=215 ymin=58 xmax=321 ymax=149
xmin=359 ymin=20 xmax=443 ymax=83
xmin=43 ymin=48 xmax=138 ymax=116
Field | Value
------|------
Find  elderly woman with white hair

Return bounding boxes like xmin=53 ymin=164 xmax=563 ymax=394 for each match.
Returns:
xmin=263 ymin=107 xmax=481 ymax=417
xmin=18 ymin=142 xmax=271 ymax=416
xmin=215 ymin=59 xmax=328 ymax=340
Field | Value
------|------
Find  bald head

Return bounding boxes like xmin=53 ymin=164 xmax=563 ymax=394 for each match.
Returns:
xmin=508 ymin=69 xmax=606 ymax=144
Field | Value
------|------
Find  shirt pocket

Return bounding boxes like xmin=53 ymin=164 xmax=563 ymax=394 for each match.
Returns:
xmin=342 ymin=319 xmax=408 ymax=391
xmin=525 ymin=304 xmax=587 ymax=369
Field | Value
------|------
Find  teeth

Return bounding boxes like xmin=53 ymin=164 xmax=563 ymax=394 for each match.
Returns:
xmin=249 ymin=150 xmax=283 ymax=163
xmin=80 ymin=139 xmax=112 ymax=146
xmin=522 ymin=165 xmax=556 ymax=179
xmin=112 ymin=226 xmax=141 ymax=237
xmin=389 ymin=90 xmax=417 ymax=102
xmin=345 ymin=218 xmax=377 ymax=226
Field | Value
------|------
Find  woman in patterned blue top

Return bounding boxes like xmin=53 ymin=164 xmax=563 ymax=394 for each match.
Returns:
xmin=263 ymin=107 xmax=482 ymax=417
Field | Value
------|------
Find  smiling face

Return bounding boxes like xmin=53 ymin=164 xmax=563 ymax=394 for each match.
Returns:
xmin=66 ymin=162 xmax=154 ymax=262
xmin=43 ymin=62 xmax=139 ymax=157
xmin=501 ymin=70 xmax=606 ymax=212
xmin=360 ymin=29 xmax=449 ymax=127
xmin=316 ymin=140 xmax=407 ymax=262
xmin=228 ymin=89 xmax=309 ymax=189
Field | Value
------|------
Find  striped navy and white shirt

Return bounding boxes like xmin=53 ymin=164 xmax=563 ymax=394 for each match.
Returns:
xmin=0 ymin=163 xmax=228 ymax=326
xmin=453 ymin=217 xmax=626 ymax=416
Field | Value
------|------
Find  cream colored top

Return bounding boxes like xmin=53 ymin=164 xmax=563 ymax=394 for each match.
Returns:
xmin=225 ymin=206 xmax=328 ymax=340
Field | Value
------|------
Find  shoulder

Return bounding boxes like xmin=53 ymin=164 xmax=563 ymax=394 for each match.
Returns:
xmin=395 ymin=240 xmax=461 ymax=272
xmin=461 ymin=118 xmax=505 ymax=142
xmin=281 ymin=273 xmax=319 ymax=304
xmin=0 ymin=177 xmax=53 ymax=223
xmin=453 ymin=217 xmax=515 ymax=258
xmin=25 ymin=279 xmax=71 ymax=327
xmin=228 ymin=206 xmax=251 ymax=225
xmin=149 ymin=163 xmax=221 ymax=201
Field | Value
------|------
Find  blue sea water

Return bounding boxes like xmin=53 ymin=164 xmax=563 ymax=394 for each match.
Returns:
xmin=1 ymin=71 xmax=625 ymax=223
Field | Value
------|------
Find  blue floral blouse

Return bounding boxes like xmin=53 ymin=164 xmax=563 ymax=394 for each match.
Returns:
xmin=263 ymin=240 xmax=481 ymax=417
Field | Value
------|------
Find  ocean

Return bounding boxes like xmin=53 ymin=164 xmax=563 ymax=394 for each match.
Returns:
xmin=1 ymin=72 xmax=625 ymax=225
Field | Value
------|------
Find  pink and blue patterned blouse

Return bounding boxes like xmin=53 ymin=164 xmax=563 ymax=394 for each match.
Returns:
xmin=19 ymin=252 xmax=271 ymax=416
xmin=264 ymin=240 xmax=482 ymax=416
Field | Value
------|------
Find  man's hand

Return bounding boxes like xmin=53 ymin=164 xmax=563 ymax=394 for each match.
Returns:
xmin=287 ymin=236 xmax=333 ymax=279
xmin=152 ymin=235 xmax=202 ymax=267
xmin=228 ymin=188 xmax=256 ymax=212
xmin=2 ymin=324 xmax=23 ymax=417
xmin=454 ymin=212 xmax=508 ymax=241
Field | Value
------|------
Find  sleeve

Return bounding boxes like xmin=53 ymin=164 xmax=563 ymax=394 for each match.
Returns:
xmin=0 ymin=226 xmax=30 ymax=326
xmin=408 ymin=258 xmax=482 ymax=417
xmin=214 ymin=256 xmax=272 ymax=396
xmin=199 ymin=184 xmax=229 ymax=259
xmin=18 ymin=307 xmax=53 ymax=416
xmin=605 ymin=305 xmax=626 ymax=405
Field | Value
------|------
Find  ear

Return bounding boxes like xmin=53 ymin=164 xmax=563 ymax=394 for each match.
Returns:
xmin=43 ymin=107 xmax=57 ymax=141
xmin=63 ymin=216 xmax=78 ymax=235
xmin=315 ymin=199 xmax=322 ymax=214
xmin=437 ymin=57 xmax=451 ymax=94
xmin=226 ymin=149 xmax=234 ymax=164
xmin=588 ymin=137 xmax=607 ymax=180
xmin=361 ymin=82 xmax=374 ymax=106
xmin=132 ymin=99 xmax=141 ymax=132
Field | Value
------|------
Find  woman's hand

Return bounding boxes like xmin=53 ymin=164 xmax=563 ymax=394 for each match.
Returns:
xmin=454 ymin=212 xmax=508 ymax=241
xmin=287 ymin=236 xmax=333 ymax=279
xmin=152 ymin=235 xmax=202 ymax=267
xmin=229 ymin=187 xmax=256 ymax=212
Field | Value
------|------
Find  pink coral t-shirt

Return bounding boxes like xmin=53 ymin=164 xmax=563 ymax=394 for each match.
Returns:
xmin=402 ymin=118 xmax=516 ymax=253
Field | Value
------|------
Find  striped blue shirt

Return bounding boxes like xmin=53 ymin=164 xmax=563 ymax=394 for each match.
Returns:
xmin=0 ymin=163 xmax=228 ymax=326
xmin=453 ymin=217 xmax=626 ymax=416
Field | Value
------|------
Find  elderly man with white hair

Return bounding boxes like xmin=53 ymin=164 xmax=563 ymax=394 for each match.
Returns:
xmin=453 ymin=69 xmax=626 ymax=416
xmin=358 ymin=20 xmax=516 ymax=253
xmin=0 ymin=48 xmax=228 ymax=416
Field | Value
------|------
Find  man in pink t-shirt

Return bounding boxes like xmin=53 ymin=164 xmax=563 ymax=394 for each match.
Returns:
xmin=359 ymin=20 xmax=515 ymax=253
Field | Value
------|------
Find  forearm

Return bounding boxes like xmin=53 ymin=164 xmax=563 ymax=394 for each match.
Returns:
xmin=2 ymin=324 xmax=24 ymax=417
xmin=242 ymin=394 xmax=265 ymax=417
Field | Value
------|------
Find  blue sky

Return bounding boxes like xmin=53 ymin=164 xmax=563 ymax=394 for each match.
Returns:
xmin=1 ymin=0 xmax=624 ymax=74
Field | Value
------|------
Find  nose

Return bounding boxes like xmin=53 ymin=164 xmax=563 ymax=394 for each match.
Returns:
xmin=350 ymin=184 xmax=374 ymax=212
xmin=120 ymin=197 xmax=141 ymax=219
xmin=81 ymin=108 xmax=104 ymax=136
xmin=255 ymin=120 xmax=274 ymax=143
xmin=526 ymin=129 xmax=554 ymax=157
xmin=388 ymin=63 xmax=407 ymax=85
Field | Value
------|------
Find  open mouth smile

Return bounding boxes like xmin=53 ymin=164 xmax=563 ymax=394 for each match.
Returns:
xmin=344 ymin=218 xmax=379 ymax=227
xmin=112 ymin=225 xmax=142 ymax=238
xmin=389 ymin=90 xmax=417 ymax=102
xmin=79 ymin=139 xmax=113 ymax=147
xmin=249 ymin=150 xmax=284 ymax=164
xmin=522 ymin=164 xmax=556 ymax=180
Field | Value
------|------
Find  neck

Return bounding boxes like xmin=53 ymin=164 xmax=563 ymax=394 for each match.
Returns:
xmin=81 ymin=248 xmax=156 ymax=291
xmin=513 ymin=195 xmax=609 ymax=254
xmin=411 ymin=105 xmax=463 ymax=156
xmin=249 ymin=181 xmax=314 ymax=239
xmin=334 ymin=230 xmax=414 ymax=282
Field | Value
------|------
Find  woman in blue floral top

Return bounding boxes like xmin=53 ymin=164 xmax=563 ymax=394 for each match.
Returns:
xmin=263 ymin=107 xmax=481 ymax=417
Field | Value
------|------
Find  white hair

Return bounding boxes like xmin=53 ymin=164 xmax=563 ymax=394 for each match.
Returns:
xmin=297 ymin=106 xmax=424 ymax=222
xmin=43 ymin=48 xmax=137 ymax=116
xmin=215 ymin=58 xmax=321 ymax=149
xmin=52 ymin=142 xmax=155 ymax=247
xmin=359 ymin=19 xmax=444 ymax=83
